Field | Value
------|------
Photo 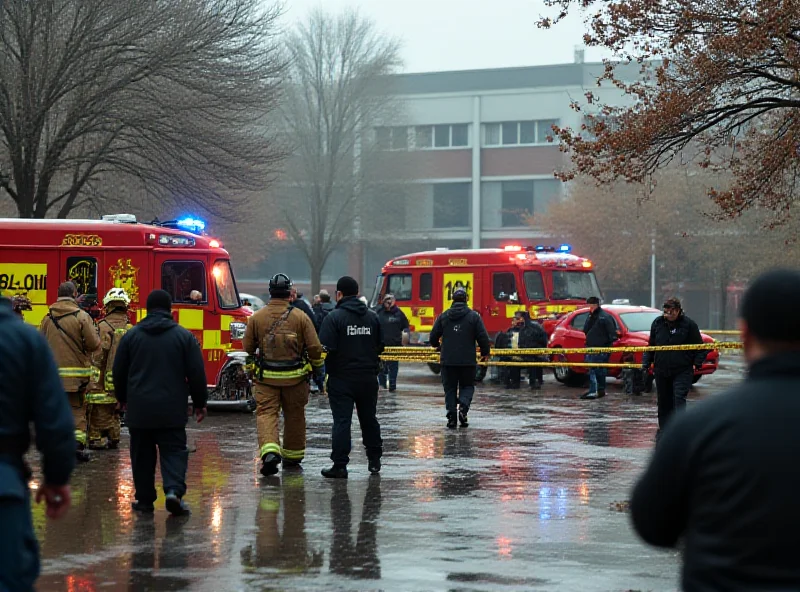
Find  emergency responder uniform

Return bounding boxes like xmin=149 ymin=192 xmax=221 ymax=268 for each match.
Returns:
xmin=318 ymin=276 xmax=384 ymax=479
xmin=243 ymin=274 xmax=324 ymax=477
xmin=86 ymin=288 xmax=131 ymax=449
xmin=40 ymin=282 xmax=102 ymax=460
xmin=0 ymin=294 xmax=75 ymax=591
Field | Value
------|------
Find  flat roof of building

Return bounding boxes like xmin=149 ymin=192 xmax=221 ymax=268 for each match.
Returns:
xmin=389 ymin=61 xmax=646 ymax=95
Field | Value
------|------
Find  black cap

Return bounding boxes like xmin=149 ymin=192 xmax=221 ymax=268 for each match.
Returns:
xmin=452 ymin=288 xmax=468 ymax=302
xmin=336 ymin=276 xmax=359 ymax=297
xmin=146 ymin=289 xmax=172 ymax=312
xmin=586 ymin=296 xmax=600 ymax=305
xmin=741 ymin=268 xmax=800 ymax=342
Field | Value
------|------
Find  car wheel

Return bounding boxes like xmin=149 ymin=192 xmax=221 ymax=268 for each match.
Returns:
xmin=552 ymin=352 xmax=584 ymax=387
xmin=428 ymin=363 xmax=441 ymax=375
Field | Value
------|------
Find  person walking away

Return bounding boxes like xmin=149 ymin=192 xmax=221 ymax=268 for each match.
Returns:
xmin=581 ymin=296 xmax=618 ymax=400
xmin=641 ymin=297 xmax=706 ymax=439
xmin=39 ymin=281 xmax=102 ymax=461
xmin=318 ymin=276 xmax=383 ymax=479
xmin=429 ymin=288 xmax=491 ymax=429
xmin=243 ymin=274 xmax=324 ymax=477
xmin=290 ymin=287 xmax=318 ymax=330
xmin=0 ymin=293 xmax=75 ymax=591
xmin=503 ymin=314 xmax=525 ymax=389
xmin=516 ymin=311 xmax=548 ymax=390
xmin=86 ymin=288 xmax=132 ymax=450
xmin=112 ymin=290 xmax=208 ymax=516
xmin=630 ymin=268 xmax=800 ymax=591
xmin=376 ymin=294 xmax=409 ymax=392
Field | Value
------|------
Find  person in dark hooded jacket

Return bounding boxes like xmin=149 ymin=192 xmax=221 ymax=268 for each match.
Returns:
xmin=376 ymin=293 xmax=409 ymax=392
xmin=429 ymin=288 xmax=491 ymax=429
xmin=318 ymin=276 xmax=384 ymax=479
xmin=511 ymin=311 xmax=548 ymax=389
xmin=113 ymin=290 xmax=208 ymax=516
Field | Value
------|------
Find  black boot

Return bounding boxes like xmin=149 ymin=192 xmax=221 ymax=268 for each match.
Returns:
xmin=131 ymin=500 xmax=155 ymax=513
xmin=446 ymin=413 xmax=457 ymax=429
xmin=321 ymin=465 xmax=348 ymax=479
xmin=260 ymin=452 xmax=281 ymax=477
xmin=165 ymin=491 xmax=191 ymax=516
xmin=368 ymin=458 xmax=381 ymax=474
xmin=458 ymin=408 xmax=469 ymax=427
xmin=597 ymin=389 xmax=606 ymax=398
xmin=76 ymin=445 xmax=91 ymax=463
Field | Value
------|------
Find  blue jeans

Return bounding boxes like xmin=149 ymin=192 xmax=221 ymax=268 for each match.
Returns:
xmin=585 ymin=353 xmax=610 ymax=393
xmin=378 ymin=361 xmax=399 ymax=389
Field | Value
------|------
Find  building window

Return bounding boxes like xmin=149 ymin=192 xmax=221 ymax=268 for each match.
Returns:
xmin=501 ymin=181 xmax=534 ymax=227
xmin=414 ymin=124 xmax=470 ymax=149
xmin=433 ymin=183 xmax=471 ymax=228
xmin=375 ymin=126 xmax=408 ymax=151
xmin=483 ymin=119 xmax=560 ymax=146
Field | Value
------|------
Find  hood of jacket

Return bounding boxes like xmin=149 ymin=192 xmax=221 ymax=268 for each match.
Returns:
xmin=0 ymin=296 xmax=12 ymax=319
xmin=138 ymin=309 xmax=178 ymax=334
xmin=320 ymin=301 xmax=336 ymax=312
xmin=337 ymin=296 xmax=368 ymax=316
xmin=447 ymin=302 xmax=471 ymax=321
xmin=49 ymin=297 xmax=81 ymax=318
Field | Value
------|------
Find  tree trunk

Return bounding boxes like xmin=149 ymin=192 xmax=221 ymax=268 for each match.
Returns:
xmin=310 ymin=262 xmax=323 ymax=299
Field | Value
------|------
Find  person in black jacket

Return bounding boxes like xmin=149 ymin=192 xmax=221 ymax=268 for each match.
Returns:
xmin=581 ymin=297 xmax=618 ymax=400
xmin=631 ymin=268 xmax=800 ymax=591
xmin=318 ymin=276 xmax=384 ymax=479
xmin=516 ymin=311 xmax=548 ymax=390
xmin=290 ymin=288 xmax=318 ymax=330
xmin=0 ymin=294 xmax=75 ymax=591
xmin=641 ymin=297 xmax=705 ymax=436
xmin=429 ymin=288 xmax=491 ymax=429
xmin=113 ymin=290 xmax=208 ymax=516
xmin=376 ymin=293 xmax=409 ymax=392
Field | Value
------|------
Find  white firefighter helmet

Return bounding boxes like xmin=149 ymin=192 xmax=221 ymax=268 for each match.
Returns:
xmin=103 ymin=287 xmax=131 ymax=307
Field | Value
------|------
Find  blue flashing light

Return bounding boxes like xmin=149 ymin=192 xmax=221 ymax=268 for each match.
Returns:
xmin=557 ymin=244 xmax=571 ymax=253
xmin=176 ymin=217 xmax=206 ymax=233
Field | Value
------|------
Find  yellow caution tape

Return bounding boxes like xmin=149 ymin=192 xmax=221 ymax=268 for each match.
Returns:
xmin=383 ymin=343 xmax=740 ymax=357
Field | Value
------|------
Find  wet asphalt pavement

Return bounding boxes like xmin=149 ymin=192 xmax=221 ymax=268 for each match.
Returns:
xmin=32 ymin=356 xmax=746 ymax=592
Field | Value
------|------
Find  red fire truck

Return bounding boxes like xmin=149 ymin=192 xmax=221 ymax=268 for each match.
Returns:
xmin=372 ymin=244 xmax=602 ymax=342
xmin=0 ymin=214 xmax=253 ymax=410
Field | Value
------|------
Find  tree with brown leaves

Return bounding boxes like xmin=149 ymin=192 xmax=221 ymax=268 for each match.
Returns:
xmin=540 ymin=0 xmax=800 ymax=224
xmin=0 ymin=0 xmax=284 ymax=219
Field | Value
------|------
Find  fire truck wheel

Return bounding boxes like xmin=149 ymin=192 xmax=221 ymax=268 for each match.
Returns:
xmin=427 ymin=363 xmax=442 ymax=375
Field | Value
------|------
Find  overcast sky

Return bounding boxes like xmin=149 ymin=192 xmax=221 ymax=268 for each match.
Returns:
xmin=281 ymin=0 xmax=609 ymax=73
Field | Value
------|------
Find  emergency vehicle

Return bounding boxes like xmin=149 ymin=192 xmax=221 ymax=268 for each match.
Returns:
xmin=0 ymin=215 xmax=253 ymax=410
xmin=371 ymin=244 xmax=602 ymax=344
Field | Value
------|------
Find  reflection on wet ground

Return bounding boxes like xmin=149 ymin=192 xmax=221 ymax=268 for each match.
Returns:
xmin=34 ymin=366 xmax=740 ymax=591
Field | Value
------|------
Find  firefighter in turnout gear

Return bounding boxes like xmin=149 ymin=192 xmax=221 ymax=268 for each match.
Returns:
xmin=39 ymin=281 xmax=102 ymax=461
xmin=243 ymin=274 xmax=324 ymax=477
xmin=86 ymin=288 xmax=132 ymax=449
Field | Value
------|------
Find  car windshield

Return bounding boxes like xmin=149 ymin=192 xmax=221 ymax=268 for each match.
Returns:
xmin=550 ymin=271 xmax=601 ymax=300
xmin=370 ymin=275 xmax=386 ymax=308
xmin=619 ymin=311 xmax=661 ymax=332
xmin=212 ymin=260 xmax=240 ymax=309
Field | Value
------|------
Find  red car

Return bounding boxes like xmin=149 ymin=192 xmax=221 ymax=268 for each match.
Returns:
xmin=548 ymin=305 xmax=719 ymax=387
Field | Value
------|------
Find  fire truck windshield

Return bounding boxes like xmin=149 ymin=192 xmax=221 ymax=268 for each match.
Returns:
xmin=550 ymin=271 xmax=602 ymax=301
xmin=370 ymin=275 xmax=385 ymax=308
xmin=212 ymin=260 xmax=240 ymax=309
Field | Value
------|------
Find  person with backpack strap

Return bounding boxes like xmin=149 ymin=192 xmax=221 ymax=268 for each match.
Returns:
xmin=39 ymin=281 xmax=101 ymax=462
xmin=243 ymin=274 xmax=324 ymax=477
xmin=85 ymin=288 xmax=132 ymax=450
